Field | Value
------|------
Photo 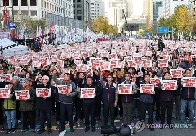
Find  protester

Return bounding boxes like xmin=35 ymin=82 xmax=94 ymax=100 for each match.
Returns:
xmin=4 ymin=76 xmax=23 ymax=134
xmin=83 ymin=77 xmax=97 ymax=132
xmin=35 ymin=75 xmax=55 ymax=134
xmin=19 ymin=78 xmax=35 ymax=132
xmin=100 ymin=73 xmax=118 ymax=127
xmin=52 ymin=72 xmax=77 ymax=133
xmin=180 ymin=69 xmax=195 ymax=125
xmin=120 ymin=72 xmax=137 ymax=125
xmin=1 ymin=38 xmax=196 ymax=135
xmin=139 ymin=74 xmax=154 ymax=131
xmin=159 ymin=72 xmax=178 ymax=129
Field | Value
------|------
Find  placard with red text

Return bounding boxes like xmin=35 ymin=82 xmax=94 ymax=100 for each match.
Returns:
xmin=57 ymin=85 xmax=72 ymax=94
xmin=182 ymin=77 xmax=196 ymax=87
xmin=0 ymin=88 xmax=10 ymax=98
xmin=15 ymin=90 xmax=30 ymax=100
xmin=150 ymin=78 xmax=161 ymax=87
xmin=140 ymin=84 xmax=154 ymax=94
xmin=162 ymin=80 xmax=177 ymax=90
xmin=80 ymin=88 xmax=95 ymax=98
xmin=36 ymin=88 xmax=51 ymax=98
xmin=170 ymin=69 xmax=182 ymax=78
xmin=118 ymin=84 xmax=134 ymax=94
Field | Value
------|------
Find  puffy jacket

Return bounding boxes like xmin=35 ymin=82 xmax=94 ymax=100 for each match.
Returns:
xmin=181 ymin=87 xmax=195 ymax=100
xmin=4 ymin=98 xmax=16 ymax=110
xmin=4 ymin=81 xmax=23 ymax=110
xmin=102 ymin=82 xmax=117 ymax=103
xmin=19 ymin=87 xmax=36 ymax=111
xmin=120 ymin=80 xmax=136 ymax=103
xmin=52 ymin=75 xmax=77 ymax=104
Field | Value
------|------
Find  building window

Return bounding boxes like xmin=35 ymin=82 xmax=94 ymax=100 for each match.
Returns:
xmin=21 ymin=10 xmax=28 ymax=15
xmin=77 ymin=16 xmax=82 ymax=20
xmin=77 ymin=4 xmax=81 ymax=8
xmin=3 ymin=0 xmax=9 ymax=6
xmin=21 ymin=0 xmax=28 ymax=6
xmin=13 ymin=10 xmax=18 ymax=15
xmin=30 ymin=0 xmax=37 ymax=6
xmin=13 ymin=0 xmax=18 ymax=6
xmin=31 ymin=11 xmax=37 ymax=16
xmin=77 ymin=0 xmax=81 ymax=2
xmin=30 ymin=0 xmax=36 ymax=6
xmin=77 ymin=10 xmax=82 ymax=14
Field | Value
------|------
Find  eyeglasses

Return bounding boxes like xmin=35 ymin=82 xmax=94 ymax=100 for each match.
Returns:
xmin=42 ymin=79 xmax=48 ymax=81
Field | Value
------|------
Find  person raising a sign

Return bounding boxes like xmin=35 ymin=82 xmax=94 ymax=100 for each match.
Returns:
xmin=35 ymin=75 xmax=55 ymax=134
xmin=139 ymin=73 xmax=154 ymax=131
xmin=82 ymin=76 xmax=97 ymax=132
xmin=4 ymin=76 xmax=23 ymax=134
xmin=118 ymin=72 xmax=137 ymax=125
xmin=100 ymin=73 xmax=118 ymax=127
xmin=158 ymin=72 xmax=178 ymax=129
xmin=19 ymin=78 xmax=36 ymax=133
xmin=52 ymin=72 xmax=77 ymax=133
xmin=180 ymin=69 xmax=195 ymax=125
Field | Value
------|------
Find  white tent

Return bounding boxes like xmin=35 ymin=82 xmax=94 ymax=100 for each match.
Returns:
xmin=0 ymin=38 xmax=29 ymax=57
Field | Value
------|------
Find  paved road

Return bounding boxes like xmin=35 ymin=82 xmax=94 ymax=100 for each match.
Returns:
xmin=0 ymin=117 xmax=195 ymax=136
xmin=0 ymin=127 xmax=195 ymax=136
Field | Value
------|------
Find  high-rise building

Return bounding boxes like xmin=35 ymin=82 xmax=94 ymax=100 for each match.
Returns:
xmin=73 ymin=0 xmax=91 ymax=23
xmin=191 ymin=0 xmax=196 ymax=16
xmin=106 ymin=0 xmax=133 ymax=28
xmin=143 ymin=0 xmax=153 ymax=28
xmin=162 ymin=0 xmax=191 ymax=18
xmin=0 ymin=0 xmax=74 ymax=26
xmin=90 ymin=0 xmax=105 ymax=20
xmin=153 ymin=0 xmax=162 ymax=25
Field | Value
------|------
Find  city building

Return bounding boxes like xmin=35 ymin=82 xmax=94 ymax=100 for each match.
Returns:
xmin=0 ymin=0 xmax=74 ymax=26
xmin=153 ymin=0 xmax=162 ymax=25
xmin=191 ymin=0 xmax=196 ymax=16
xmin=90 ymin=0 xmax=105 ymax=20
xmin=73 ymin=0 xmax=91 ymax=23
xmin=162 ymin=0 xmax=191 ymax=18
xmin=105 ymin=0 xmax=133 ymax=32
xmin=143 ymin=0 xmax=153 ymax=28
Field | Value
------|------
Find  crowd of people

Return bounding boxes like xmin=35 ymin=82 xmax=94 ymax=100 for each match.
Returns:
xmin=0 ymin=39 xmax=195 ymax=135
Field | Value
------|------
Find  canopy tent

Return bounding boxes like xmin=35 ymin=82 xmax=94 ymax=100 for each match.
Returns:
xmin=0 ymin=38 xmax=29 ymax=57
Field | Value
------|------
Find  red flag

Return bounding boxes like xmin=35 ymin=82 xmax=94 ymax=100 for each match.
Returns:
xmin=3 ymin=2 xmax=8 ymax=26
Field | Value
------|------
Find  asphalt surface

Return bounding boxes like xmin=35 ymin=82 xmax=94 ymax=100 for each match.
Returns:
xmin=0 ymin=116 xmax=195 ymax=136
